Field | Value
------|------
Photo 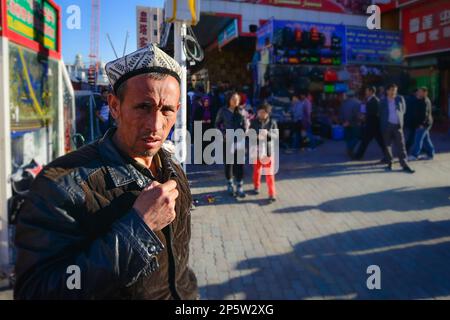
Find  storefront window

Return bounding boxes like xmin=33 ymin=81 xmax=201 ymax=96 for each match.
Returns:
xmin=9 ymin=43 xmax=59 ymax=172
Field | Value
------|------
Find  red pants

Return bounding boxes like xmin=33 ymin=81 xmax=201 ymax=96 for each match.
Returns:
xmin=253 ymin=158 xmax=276 ymax=197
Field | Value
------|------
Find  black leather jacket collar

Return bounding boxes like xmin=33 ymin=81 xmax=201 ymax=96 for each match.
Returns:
xmin=98 ymin=128 xmax=177 ymax=188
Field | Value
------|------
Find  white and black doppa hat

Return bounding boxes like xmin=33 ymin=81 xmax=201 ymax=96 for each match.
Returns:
xmin=105 ymin=43 xmax=182 ymax=93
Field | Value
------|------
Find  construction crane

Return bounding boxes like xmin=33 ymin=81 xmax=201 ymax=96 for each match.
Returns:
xmin=88 ymin=0 xmax=100 ymax=87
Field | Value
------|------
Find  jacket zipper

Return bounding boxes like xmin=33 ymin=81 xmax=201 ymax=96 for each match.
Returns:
xmin=164 ymin=225 xmax=180 ymax=300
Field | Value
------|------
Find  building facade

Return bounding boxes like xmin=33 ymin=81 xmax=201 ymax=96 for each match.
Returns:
xmin=137 ymin=6 xmax=163 ymax=48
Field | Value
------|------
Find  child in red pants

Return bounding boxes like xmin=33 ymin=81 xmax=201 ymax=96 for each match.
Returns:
xmin=251 ymin=103 xmax=278 ymax=202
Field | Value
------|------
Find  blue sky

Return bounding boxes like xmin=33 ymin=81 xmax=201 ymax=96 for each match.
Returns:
xmin=58 ymin=0 xmax=164 ymax=65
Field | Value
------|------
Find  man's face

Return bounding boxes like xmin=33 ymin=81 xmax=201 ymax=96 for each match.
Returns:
xmin=108 ymin=75 xmax=180 ymax=158
xmin=257 ymin=109 xmax=269 ymax=120
xmin=229 ymin=94 xmax=240 ymax=108
xmin=387 ymin=86 xmax=397 ymax=98
xmin=418 ymin=89 xmax=426 ymax=99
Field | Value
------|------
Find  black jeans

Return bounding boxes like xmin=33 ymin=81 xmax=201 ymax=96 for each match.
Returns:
xmin=223 ymin=141 xmax=244 ymax=182
xmin=383 ymin=123 xmax=408 ymax=167
xmin=354 ymin=120 xmax=388 ymax=159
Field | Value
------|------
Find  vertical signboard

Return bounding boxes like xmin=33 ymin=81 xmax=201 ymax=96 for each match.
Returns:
xmin=137 ymin=6 xmax=150 ymax=49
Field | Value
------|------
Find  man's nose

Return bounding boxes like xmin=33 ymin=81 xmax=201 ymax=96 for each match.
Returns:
xmin=145 ymin=110 xmax=164 ymax=132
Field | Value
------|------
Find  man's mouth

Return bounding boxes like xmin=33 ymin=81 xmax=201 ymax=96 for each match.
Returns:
xmin=142 ymin=136 xmax=162 ymax=148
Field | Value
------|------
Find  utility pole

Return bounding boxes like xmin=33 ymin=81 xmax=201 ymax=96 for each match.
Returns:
xmin=174 ymin=22 xmax=188 ymax=172
xmin=165 ymin=0 xmax=200 ymax=172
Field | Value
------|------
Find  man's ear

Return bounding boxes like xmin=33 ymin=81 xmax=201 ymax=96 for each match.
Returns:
xmin=176 ymin=103 xmax=181 ymax=112
xmin=108 ymin=94 xmax=120 ymax=120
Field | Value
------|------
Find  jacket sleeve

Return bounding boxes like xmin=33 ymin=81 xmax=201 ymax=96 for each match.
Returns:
xmin=399 ymin=97 xmax=407 ymax=115
xmin=14 ymin=175 xmax=164 ymax=300
xmin=424 ymin=98 xmax=433 ymax=128
xmin=267 ymin=120 xmax=279 ymax=140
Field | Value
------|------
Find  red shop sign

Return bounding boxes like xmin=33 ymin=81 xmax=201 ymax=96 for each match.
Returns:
xmin=402 ymin=0 xmax=450 ymax=57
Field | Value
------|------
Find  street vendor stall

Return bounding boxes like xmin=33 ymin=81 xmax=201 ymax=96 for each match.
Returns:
xmin=254 ymin=19 xmax=404 ymax=146
xmin=254 ymin=19 xmax=349 ymax=145
xmin=0 ymin=0 xmax=75 ymax=269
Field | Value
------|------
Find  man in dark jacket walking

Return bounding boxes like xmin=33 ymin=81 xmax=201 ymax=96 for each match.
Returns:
xmin=408 ymin=87 xmax=435 ymax=161
xmin=353 ymin=86 xmax=388 ymax=161
xmin=14 ymin=44 xmax=198 ymax=300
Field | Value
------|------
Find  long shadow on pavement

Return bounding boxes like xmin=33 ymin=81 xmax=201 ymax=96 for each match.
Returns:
xmin=272 ymin=186 xmax=450 ymax=214
xmin=200 ymin=219 xmax=450 ymax=300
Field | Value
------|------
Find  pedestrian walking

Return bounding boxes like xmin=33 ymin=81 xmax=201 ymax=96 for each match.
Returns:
xmin=215 ymin=91 xmax=249 ymax=198
xmin=408 ymin=87 xmax=435 ymax=161
xmin=96 ymin=88 xmax=112 ymax=136
xmin=340 ymin=90 xmax=360 ymax=158
xmin=353 ymin=86 xmax=388 ymax=161
xmin=250 ymin=102 xmax=278 ymax=202
xmin=290 ymin=92 xmax=311 ymax=150
xmin=379 ymin=84 xmax=415 ymax=173
xmin=194 ymin=95 xmax=214 ymax=163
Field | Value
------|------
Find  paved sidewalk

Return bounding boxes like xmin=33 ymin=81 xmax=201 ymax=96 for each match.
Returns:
xmin=1 ymin=135 xmax=449 ymax=300
xmin=188 ymin=134 xmax=450 ymax=300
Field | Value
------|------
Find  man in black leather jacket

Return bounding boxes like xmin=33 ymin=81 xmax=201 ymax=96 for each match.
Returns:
xmin=14 ymin=44 xmax=198 ymax=300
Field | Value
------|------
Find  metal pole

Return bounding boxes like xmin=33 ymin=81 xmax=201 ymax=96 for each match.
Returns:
xmin=174 ymin=21 xmax=187 ymax=172
xmin=0 ymin=36 xmax=12 ymax=268
xmin=57 ymin=61 xmax=65 ymax=158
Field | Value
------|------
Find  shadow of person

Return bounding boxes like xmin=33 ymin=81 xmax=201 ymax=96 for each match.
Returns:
xmin=272 ymin=187 xmax=450 ymax=214
xmin=200 ymin=219 xmax=450 ymax=300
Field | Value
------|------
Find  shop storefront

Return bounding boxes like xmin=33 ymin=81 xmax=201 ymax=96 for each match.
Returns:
xmin=401 ymin=0 xmax=450 ymax=121
xmin=253 ymin=18 xmax=403 ymax=142
xmin=0 ymin=0 xmax=75 ymax=267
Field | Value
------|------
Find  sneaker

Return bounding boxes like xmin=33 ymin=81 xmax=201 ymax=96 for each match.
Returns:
xmin=386 ymin=163 xmax=393 ymax=171
xmin=403 ymin=166 xmax=415 ymax=174
xmin=422 ymin=155 xmax=434 ymax=161
xmin=253 ymin=188 xmax=260 ymax=195
xmin=236 ymin=182 xmax=246 ymax=198
xmin=269 ymin=196 xmax=277 ymax=203
xmin=227 ymin=184 xmax=235 ymax=196
xmin=237 ymin=189 xmax=246 ymax=198
xmin=408 ymin=155 xmax=418 ymax=161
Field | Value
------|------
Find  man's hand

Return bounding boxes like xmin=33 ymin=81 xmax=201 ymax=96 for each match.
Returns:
xmin=133 ymin=180 xmax=179 ymax=231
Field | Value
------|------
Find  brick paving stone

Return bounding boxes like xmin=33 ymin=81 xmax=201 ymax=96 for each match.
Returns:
xmin=188 ymin=134 xmax=450 ymax=300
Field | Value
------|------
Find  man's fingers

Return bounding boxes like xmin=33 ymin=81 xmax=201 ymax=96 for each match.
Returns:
xmin=145 ymin=180 xmax=160 ymax=190
xmin=169 ymin=188 xmax=179 ymax=201
xmin=160 ymin=179 xmax=178 ymax=192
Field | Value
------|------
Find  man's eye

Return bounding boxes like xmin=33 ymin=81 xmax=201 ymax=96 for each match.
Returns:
xmin=162 ymin=107 xmax=175 ymax=114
